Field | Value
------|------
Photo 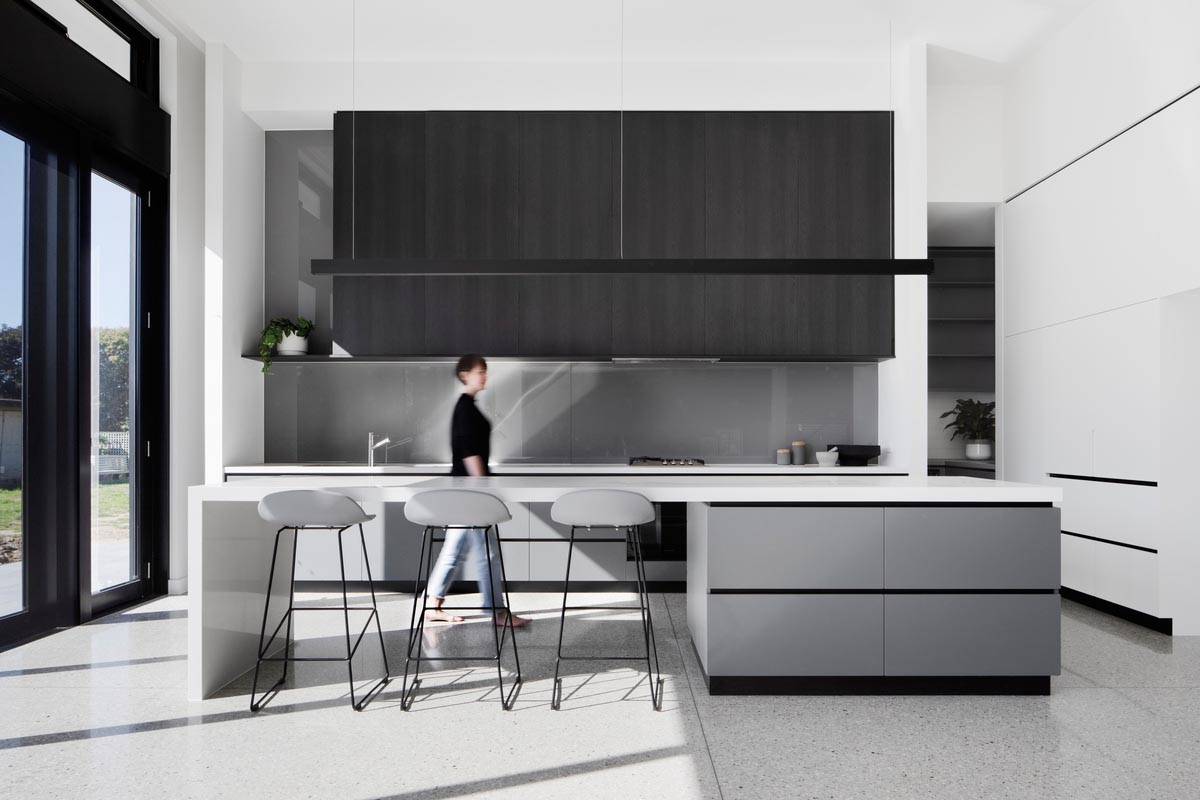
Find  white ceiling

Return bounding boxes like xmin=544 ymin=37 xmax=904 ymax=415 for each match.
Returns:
xmin=143 ymin=0 xmax=1093 ymax=67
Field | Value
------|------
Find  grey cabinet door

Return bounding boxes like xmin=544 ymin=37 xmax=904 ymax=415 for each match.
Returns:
xmin=708 ymin=595 xmax=884 ymax=676
xmin=331 ymin=276 xmax=425 ymax=355
xmin=425 ymin=112 xmax=519 ymax=258
xmin=706 ymin=507 xmax=883 ymax=589
xmin=796 ymin=112 xmax=892 ymax=257
xmin=333 ymin=111 xmax=426 ymax=259
xmin=424 ymin=276 xmax=520 ymax=355
xmin=611 ymin=275 xmax=706 ymax=356
xmin=885 ymin=594 xmax=1061 ymax=676
xmin=884 ymin=507 xmax=1061 ymax=590
xmin=704 ymin=111 xmax=801 ymax=258
xmin=517 ymin=276 xmax=613 ymax=356
xmin=519 ymin=111 xmax=620 ymax=258
xmin=621 ymin=112 xmax=706 ymax=258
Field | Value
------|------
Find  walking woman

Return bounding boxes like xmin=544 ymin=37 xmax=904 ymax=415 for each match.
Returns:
xmin=423 ymin=355 xmax=529 ymax=627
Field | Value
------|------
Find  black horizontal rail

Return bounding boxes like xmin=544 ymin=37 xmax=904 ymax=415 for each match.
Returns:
xmin=311 ymin=257 xmax=934 ymax=277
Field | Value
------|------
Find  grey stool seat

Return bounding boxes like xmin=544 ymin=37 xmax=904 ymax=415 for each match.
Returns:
xmin=551 ymin=489 xmax=655 ymax=528
xmin=400 ymin=490 xmax=522 ymax=711
xmin=258 ymin=489 xmax=375 ymax=527
xmin=404 ymin=489 xmax=511 ymax=527
xmin=250 ymin=489 xmax=389 ymax=713
xmin=549 ymin=489 xmax=663 ymax=711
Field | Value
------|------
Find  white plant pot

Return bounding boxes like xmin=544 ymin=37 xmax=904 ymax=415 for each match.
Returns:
xmin=965 ymin=440 xmax=992 ymax=461
xmin=277 ymin=333 xmax=309 ymax=355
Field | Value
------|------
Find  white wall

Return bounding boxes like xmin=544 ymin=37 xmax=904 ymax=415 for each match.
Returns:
xmin=105 ymin=0 xmax=208 ymax=595
xmin=1159 ymin=290 xmax=1200 ymax=634
xmin=204 ymin=45 xmax=264 ymax=484
xmin=877 ymin=38 xmax=928 ymax=472
xmin=1005 ymin=0 xmax=1200 ymax=198
xmin=927 ymin=50 xmax=1004 ymax=203
xmin=238 ymin=4 xmax=894 ymax=128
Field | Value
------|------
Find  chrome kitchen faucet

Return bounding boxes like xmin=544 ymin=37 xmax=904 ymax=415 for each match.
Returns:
xmin=367 ymin=432 xmax=390 ymax=467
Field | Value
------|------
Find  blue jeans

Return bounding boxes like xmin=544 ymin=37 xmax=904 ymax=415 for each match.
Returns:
xmin=427 ymin=528 xmax=506 ymax=611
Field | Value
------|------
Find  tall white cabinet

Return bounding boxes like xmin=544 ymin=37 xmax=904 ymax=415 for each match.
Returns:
xmin=1002 ymin=82 xmax=1200 ymax=633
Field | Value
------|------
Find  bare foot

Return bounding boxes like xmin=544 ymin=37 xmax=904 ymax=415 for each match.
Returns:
xmin=425 ymin=608 xmax=465 ymax=623
xmin=495 ymin=611 xmax=531 ymax=628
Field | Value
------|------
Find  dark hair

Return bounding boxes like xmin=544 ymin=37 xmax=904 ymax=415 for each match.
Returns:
xmin=455 ymin=354 xmax=487 ymax=383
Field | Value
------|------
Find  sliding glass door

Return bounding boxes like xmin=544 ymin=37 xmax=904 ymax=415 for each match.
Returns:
xmin=0 ymin=100 xmax=167 ymax=645
xmin=0 ymin=128 xmax=25 ymax=621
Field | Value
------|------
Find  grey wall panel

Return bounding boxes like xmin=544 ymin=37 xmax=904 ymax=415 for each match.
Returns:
xmin=707 ymin=595 xmax=883 ymax=676
xmin=707 ymin=507 xmax=883 ymax=589
xmin=884 ymin=594 xmax=1061 ymax=676
xmin=884 ymin=507 xmax=1060 ymax=589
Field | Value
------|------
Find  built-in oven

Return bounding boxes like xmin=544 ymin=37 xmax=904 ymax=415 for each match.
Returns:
xmin=628 ymin=502 xmax=687 ymax=562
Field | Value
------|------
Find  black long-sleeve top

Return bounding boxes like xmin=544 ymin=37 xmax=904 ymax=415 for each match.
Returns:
xmin=450 ymin=393 xmax=491 ymax=476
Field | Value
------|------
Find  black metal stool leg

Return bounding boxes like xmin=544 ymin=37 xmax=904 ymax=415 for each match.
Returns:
xmin=281 ymin=527 xmax=298 ymax=684
xmin=251 ymin=526 xmax=289 ymax=712
xmin=484 ymin=526 xmax=521 ymax=710
xmin=634 ymin=526 xmax=664 ymax=710
xmin=402 ymin=526 xmax=435 ymax=710
xmin=352 ymin=522 xmax=391 ymax=710
xmin=493 ymin=524 xmax=522 ymax=683
xmin=552 ymin=525 xmax=578 ymax=710
xmin=337 ymin=525 xmax=358 ymax=709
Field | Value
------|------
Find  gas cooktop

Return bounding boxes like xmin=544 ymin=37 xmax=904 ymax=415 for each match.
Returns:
xmin=628 ymin=456 xmax=707 ymax=466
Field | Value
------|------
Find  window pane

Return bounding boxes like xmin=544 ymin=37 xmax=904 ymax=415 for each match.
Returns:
xmin=0 ymin=129 xmax=25 ymax=618
xmin=90 ymin=171 xmax=137 ymax=592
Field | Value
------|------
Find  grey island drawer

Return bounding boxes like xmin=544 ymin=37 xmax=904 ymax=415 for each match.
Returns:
xmin=885 ymin=594 xmax=1061 ymax=676
xmin=707 ymin=507 xmax=883 ymax=589
xmin=708 ymin=594 xmax=884 ymax=676
xmin=884 ymin=507 xmax=1060 ymax=589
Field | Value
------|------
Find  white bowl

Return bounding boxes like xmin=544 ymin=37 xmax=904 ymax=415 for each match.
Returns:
xmin=815 ymin=452 xmax=839 ymax=466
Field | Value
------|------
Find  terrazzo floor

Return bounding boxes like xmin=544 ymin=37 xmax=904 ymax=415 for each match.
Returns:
xmin=1 ymin=593 xmax=1198 ymax=799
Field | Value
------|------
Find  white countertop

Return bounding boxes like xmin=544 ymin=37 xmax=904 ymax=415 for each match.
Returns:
xmin=225 ymin=462 xmax=905 ymax=476
xmin=194 ymin=474 xmax=1060 ymax=504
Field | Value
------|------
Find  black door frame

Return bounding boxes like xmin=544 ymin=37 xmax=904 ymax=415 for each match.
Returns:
xmin=0 ymin=95 xmax=81 ymax=646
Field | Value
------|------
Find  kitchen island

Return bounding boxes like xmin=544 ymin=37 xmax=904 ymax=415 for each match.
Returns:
xmin=188 ymin=475 xmax=1060 ymax=699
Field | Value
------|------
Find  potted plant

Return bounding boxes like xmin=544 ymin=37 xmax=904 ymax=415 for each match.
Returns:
xmin=939 ymin=398 xmax=996 ymax=460
xmin=258 ymin=317 xmax=314 ymax=373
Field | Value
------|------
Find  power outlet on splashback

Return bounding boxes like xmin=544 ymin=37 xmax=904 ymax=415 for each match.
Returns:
xmin=717 ymin=430 xmax=740 ymax=457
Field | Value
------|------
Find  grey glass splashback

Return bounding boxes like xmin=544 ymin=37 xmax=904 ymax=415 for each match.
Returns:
xmin=264 ymin=361 xmax=878 ymax=464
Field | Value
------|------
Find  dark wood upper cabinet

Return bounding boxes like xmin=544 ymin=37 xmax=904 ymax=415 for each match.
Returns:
xmin=424 ymin=276 xmax=520 ymax=355
xmin=518 ymin=275 xmax=614 ymax=356
xmin=333 ymin=111 xmax=426 ymax=259
xmin=796 ymin=112 xmax=892 ymax=258
xmin=331 ymin=276 xmax=426 ymax=354
xmin=425 ymin=112 xmax=520 ymax=258
xmin=704 ymin=112 xmax=801 ymax=258
xmin=705 ymin=275 xmax=892 ymax=358
xmin=519 ymin=112 xmax=620 ymax=258
xmin=612 ymin=275 xmax=707 ymax=356
xmin=621 ymin=112 xmax=706 ymax=258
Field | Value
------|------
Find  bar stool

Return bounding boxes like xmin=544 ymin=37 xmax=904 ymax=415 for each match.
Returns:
xmin=251 ymin=489 xmax=390 ymax=712
xmin=550 ymin=489 xmax=663 ymax=710
xmin=401 ymin=490 xmax=522 ymax=711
